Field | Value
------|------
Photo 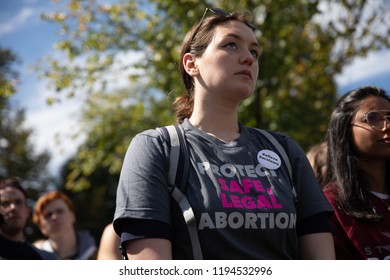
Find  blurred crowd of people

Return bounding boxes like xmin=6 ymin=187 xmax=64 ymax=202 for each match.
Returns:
xmin=0 ymin=178 xmax=120 ymax=260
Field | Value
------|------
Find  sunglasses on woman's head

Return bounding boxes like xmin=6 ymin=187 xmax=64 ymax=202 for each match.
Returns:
xmin=190 ymin=7 xmax=255 ymax=43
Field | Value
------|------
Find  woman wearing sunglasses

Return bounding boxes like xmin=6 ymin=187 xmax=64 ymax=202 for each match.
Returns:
xmin=324 ymin=86 xmax=390 ymax=259
xmin=114 ymin=8 xmax=335 ymax=260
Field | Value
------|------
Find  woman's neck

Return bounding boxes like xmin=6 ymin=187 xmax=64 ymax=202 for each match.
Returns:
xmin=189 ymin=92 xmax=240 ymax=142
xmin=189 ymin=117 xmax=240 ymax=143
xmin=359 ymin=160 xmax=387 ymax=194
xmin=49 ymin=230 xmax=77 ymax=259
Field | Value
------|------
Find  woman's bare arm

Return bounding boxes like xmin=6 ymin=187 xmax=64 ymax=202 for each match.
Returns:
xmin=299 ymin=232 xmax=335 ymax=259
xmin=125 ymin=238 xmax=172 ymax=260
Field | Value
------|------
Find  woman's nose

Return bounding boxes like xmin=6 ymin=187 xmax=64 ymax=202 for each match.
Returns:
xmin=381 ymin=117 xmax=390 ymax=132
xmin=240 ymin=50 xmax=255 ymax=65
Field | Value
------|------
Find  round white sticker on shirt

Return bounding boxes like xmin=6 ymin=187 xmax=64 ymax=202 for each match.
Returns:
xmin=257 ymin=149 xmax=281 ymax=170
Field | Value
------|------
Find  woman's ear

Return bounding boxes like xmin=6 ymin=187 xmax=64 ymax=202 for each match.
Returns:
xmin=182 ymin=53 xmax=198 ymax=77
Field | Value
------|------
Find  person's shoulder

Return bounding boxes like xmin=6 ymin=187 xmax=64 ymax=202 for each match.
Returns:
xmin=0 ymin=236 xmax=44 ymax=260
xmin=127 ymin=128 xmax=169 ymax=152
xmin=76 ymin=230 xmax=96 ymax=244
xmin=30 ymin=243 xmax=59 ymax=260
xmin=132 ymin=127 xmax=173 ymax=144
xmin=134 ymin=128 xmax=162 ymax=138
xmin=99 ymin=224 xmax=118 ymax=245
xmin=32 ymin=239 xmax=46 ymax=249
xmin=75 ymin=230 xmax=97 ymax=259
xmin=102 ymin=223 xmax=114 ymax=233
xmin=323 ymin=182 xmax=339 ymax=194
xmin=323 ymin=182 xmax=339 ymax=202
xmin=30 ymin=239 xmax=59 ymax=259
xmin=101 ymin=223 xmax=117 ymax=239
xmin=97 ymin=224 xmax=121 ymax=260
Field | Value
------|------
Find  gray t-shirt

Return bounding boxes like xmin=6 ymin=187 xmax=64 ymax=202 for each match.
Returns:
xmin=114 ymin=119 xmax=332 ymax=259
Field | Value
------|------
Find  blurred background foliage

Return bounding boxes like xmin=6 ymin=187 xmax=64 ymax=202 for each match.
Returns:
xmin=1 ymin=0 xmax=390 ymax=242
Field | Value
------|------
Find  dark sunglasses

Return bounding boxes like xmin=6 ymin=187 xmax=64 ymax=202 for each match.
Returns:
xmin=354 ymin=110 xmax=390 ymax=131
xmin=189 ymin=7 xmax=255 ymax=43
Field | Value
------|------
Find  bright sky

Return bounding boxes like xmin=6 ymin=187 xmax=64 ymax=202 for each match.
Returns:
xmin=1 ymin=0 xmax=390 ymax=176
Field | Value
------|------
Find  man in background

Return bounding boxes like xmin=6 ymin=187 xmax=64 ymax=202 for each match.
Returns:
xmin=0 ymin=178 xmax=57 ymax=259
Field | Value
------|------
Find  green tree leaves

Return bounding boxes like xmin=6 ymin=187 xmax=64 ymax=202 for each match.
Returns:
xmin=36 ymin=0 xmax=390 ymax=191
xmin=0 ymin=47 xmax=52 ymax=191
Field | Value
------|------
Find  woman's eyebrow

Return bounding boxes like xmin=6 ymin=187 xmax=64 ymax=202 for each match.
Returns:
xmin=224 ymin=33 xmax=260 ymax=48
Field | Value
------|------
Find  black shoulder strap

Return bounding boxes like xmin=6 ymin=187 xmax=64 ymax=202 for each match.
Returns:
xmin=158 ymin=124 xmax=203 ymax=260
xmin=255 ymin=129 xmax=298 ymax=203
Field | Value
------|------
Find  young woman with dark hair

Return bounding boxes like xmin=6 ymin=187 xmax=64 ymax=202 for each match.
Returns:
xmin=324 ymin=85 xmax=390 ymax=259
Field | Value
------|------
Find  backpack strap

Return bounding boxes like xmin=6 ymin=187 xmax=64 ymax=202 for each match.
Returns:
xmin=255 ymin=129 xmax=298 ymax=203
xmin=158 ymin=125 xmax=296 ymax=260
xmin=158 ymin=124 xmax=203 ymax=260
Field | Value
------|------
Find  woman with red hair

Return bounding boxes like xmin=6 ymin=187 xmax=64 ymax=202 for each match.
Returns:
xmin=33 ymin=191 xmax=97 ymax=259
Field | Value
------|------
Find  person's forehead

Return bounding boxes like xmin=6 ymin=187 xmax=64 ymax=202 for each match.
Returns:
xmin=212 ymin=21 xmax=258 ymax=44
xmin=359 ymin=96 xmax=390 ymax=110
xmin=0 ymin=187 xmax=26 ymax=201
xmin=42 ymin=198 xmax=69 ymax=212
xmin=215 ymin=20 xmax=253 ymax=33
